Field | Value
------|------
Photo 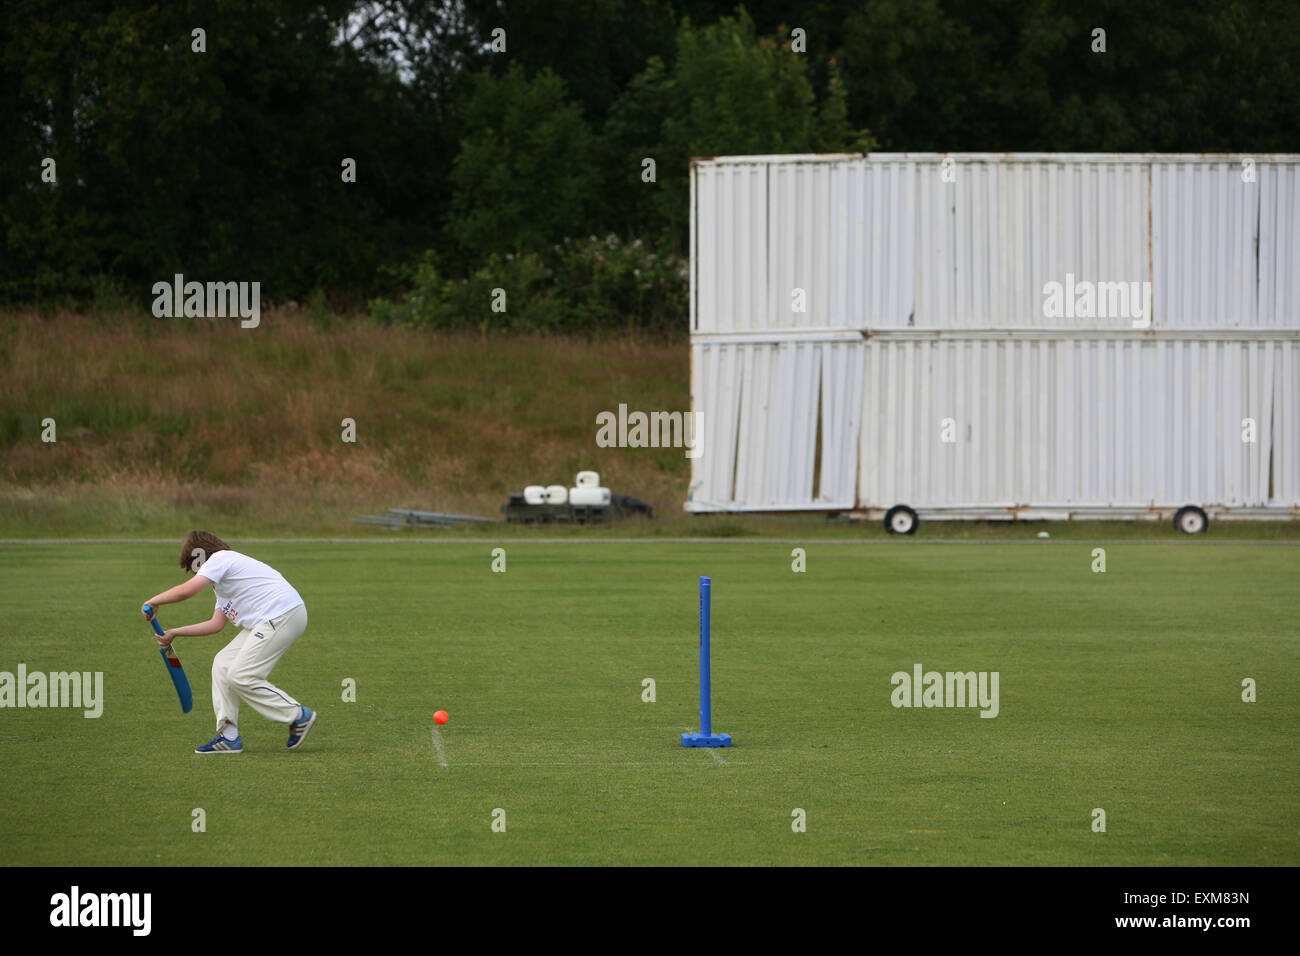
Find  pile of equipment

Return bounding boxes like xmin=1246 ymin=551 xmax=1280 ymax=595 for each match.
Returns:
xmin=501 ymin=471 xmax=652 ymax=524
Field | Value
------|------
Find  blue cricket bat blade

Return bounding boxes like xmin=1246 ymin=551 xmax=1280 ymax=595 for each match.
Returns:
xmin=159 ymin=645 xmax=194 ymax=713
xmin=144 ymin=604 xmax=193 ymax=713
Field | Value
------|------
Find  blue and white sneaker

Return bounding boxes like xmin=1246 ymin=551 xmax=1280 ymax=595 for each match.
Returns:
xmin=287 ymin=706 xmax=317 ymax=750
xmin=195 ymin=733 xmax=243 ymax=754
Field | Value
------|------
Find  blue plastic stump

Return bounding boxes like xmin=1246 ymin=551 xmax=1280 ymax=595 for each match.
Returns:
xmin=681 ymin=576 xmax=732 ymax=747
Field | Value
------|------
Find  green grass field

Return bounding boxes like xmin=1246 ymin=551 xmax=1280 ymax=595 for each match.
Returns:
xmin=1 ymin=539 xmax=1296 ymax=866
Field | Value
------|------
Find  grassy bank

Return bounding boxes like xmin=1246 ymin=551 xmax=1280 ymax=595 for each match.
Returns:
xmin=0 ymin=309 xmax=689 ymax=535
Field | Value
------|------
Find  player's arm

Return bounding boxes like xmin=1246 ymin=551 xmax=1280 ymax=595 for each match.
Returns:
xmin=144 ymin=573 xmax=211 ymax=612
xmin=160 ymin=606 xmax=228 ymax=644
xmin=142 ymin=575 xmax=216 ymax=639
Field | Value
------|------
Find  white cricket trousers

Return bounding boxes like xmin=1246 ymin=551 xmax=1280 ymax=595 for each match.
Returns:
xmin=212 ymin=604 xmax=307 ymax=731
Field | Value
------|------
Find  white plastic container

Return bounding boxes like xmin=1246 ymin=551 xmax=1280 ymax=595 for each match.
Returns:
xmin=575 ymin=470 xmax=600 ymax=489
xmin=545 ymin=485 xmax=568 ymax=504
xmin=523 ymin=485 xmax=547 ymax=505
xmin=569 ymin=486 xmax=612 ymax=506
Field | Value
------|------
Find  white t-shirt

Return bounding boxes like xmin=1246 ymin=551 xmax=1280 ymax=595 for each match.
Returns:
xmin=196 ymin=550 xmax=304 ymax=628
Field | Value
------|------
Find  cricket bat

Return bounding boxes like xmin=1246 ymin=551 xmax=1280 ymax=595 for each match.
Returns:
xmin=143 ymin=603 xmax=193 ymax=713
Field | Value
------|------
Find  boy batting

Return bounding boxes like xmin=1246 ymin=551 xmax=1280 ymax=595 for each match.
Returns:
xmin=142 ymin=531 xmax=316 ymax=754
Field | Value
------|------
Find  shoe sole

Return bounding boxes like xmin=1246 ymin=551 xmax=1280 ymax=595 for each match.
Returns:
xmin=287 ymin=711 xmax=317 ymax=750
xmin=195 ymin=748 xmax=242 ymax=755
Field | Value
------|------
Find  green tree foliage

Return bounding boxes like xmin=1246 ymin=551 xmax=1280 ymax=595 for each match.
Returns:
xmin=829 ymin=0 xmax=1300 ymax=151
xmin=1 ymin=0 xmax=1296 ymax=314
xmin=600 ymin=8 xmax=865 ymax=253
xmin=369 ymin=235 xmax=687 ymax=335
xmin=446 ymin=65 xmax=595 ymax=264
xmin=0 ymin=0 xmax=443 ymax=303
xmin=458 ymin=0 xmax=680 ymax=123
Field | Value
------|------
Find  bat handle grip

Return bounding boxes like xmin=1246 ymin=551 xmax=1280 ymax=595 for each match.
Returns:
xmin=142 ymin=604 xmax=166 ymax=637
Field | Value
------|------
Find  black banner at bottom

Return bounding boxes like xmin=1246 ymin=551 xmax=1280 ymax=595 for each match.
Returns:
xmin=5 ymin=865 xmax=1285 ymax=940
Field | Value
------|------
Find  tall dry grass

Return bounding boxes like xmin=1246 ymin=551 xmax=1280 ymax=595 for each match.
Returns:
xmin=0 ymin=309 xmax=691 ymax=533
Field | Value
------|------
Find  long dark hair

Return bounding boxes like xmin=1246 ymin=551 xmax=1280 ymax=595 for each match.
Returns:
xmin=179 ymin=530 xmax=230 ymax=572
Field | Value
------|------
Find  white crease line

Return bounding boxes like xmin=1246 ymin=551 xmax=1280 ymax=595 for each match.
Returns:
xmin=431 ymin=727 xmax=448 ymax=767
xmin=683 ymin=727 xmax=729 ymax=764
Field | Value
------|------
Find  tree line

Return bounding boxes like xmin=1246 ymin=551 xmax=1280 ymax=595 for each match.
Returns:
xmin=2 ymin=0 xmax=1296 ymax=332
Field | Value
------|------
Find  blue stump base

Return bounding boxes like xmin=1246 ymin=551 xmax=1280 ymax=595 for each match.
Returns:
xmin=681 ymin=732 xmax=732 ymax=748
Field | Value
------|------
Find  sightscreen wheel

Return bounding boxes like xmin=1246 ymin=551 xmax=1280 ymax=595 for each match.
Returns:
xmin=1173 ymin=505 xmax=1208 ymax=534
xmin=884 ymin=505 xmax=918 ymax=535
